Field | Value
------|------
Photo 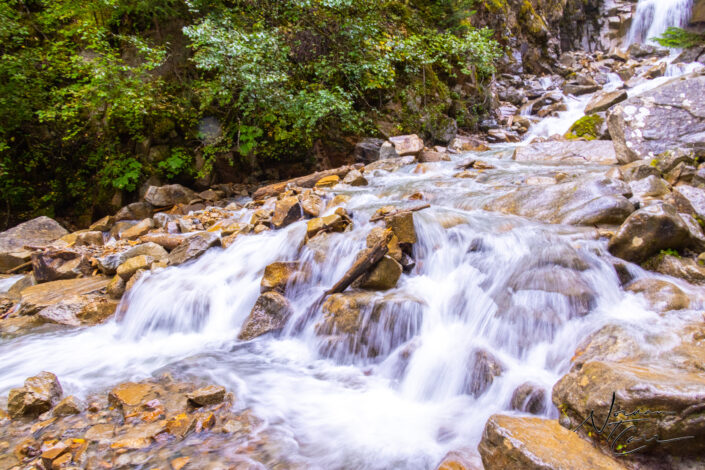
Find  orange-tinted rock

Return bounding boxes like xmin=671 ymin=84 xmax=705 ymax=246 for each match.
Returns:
xmin=187 ymin=385 xmax=226 ymax=407
xmin=108 ymin=382 xmax=155 ymax=409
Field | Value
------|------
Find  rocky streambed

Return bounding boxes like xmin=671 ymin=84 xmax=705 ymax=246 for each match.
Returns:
xmin=2 ymin=17 xmax=705 ymax=470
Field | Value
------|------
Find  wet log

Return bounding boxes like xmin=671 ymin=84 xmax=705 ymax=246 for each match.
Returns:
xmin=252 ymin=164 xmax=364 ymax=200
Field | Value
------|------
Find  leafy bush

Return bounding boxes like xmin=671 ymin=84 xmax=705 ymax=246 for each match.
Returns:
xmin=653 ymin=27 xmax=705 ymax=49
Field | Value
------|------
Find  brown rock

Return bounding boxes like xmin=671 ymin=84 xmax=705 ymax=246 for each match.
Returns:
xmin=89 ymin=215 xmax=115 ymax=232
xmin=114 ymin=201 xmax=154 ymax=221
xmin=139 ymin=232 xmax=185 ymax=251
xmin=110 ymin=420 xmax=165 ymax=449
xmin=584 ymin=90 xmax=628 ymax=114
xmin=272 ymin=196 xmax=303 ymax=228
xmin=7 ymin=372 xmax=63 ymax=419
xmin=435 ymin=448 xmax=482 ymax=470
xmin=478 ymin=415 xmax=627 ymax=470
xmin=17 ymin=277 xmax=110 ymax=316
xmin=625 ymin=278 xmax=690 ymax=311
xmin=144 ymin=184 xmax=198 ymax=207
xmin=168 ymin=232 xmax=221 ymax=266
xmin=510 ymin=382 xmax=546 ymax=414
xmin=260 ymin=262 xmax=302 ymax=293
xmin=116 ymin=255 xmax=153 ymax=280
xmin=315 ymin=175 xmax=340 ymax=188
xmin=252 ymin=164 xmax=362 ymax=200
xmin=41 ymin=441 xmax=69 ymax=468
xmin=120 ymin=218 xmax=154 ymax=240
xmin=418 ymin=150 xmax=451 ymax=163
xmin=342 ymin=169 xmax=368 ymax=186
xmin=306 ymin=209 xmax=352 ymax=240
xmin=31 ymin=250 xmax=91 ymax=283
xmin=0 ymin=216 xmax=68 ymax=273
xmin=300 ymin=190 xmax=324 ymax=218
xmin=166 ymin=413 xmax=195 ymax=438
xmin=107 ymin=275 xmax=125 ymax=299
xmin=389 ymin=135 xmax=424 ymax=156
xmin=186 ymin=385 xmax=226 ymax=407
xmin=109 ymin=382 xmax=155 ymax=409
xmin=74 ymin=231 xmax=104 ymax=246
xmin=643 ymin=253 xmax=705 ymax=284
xmin=53 ymin=396 xmax=85 ymax=417
xmin=465 ymin=349 xmax=504 ymax=398
xmin=385 ymin=211 xmax=417 ymax=245
xmin=125 ymin=269 xmax=148 ymax=292
xmin=358 ymin=255 xmax=402 ymax=290
xmin=75 ymin=296 xmax=118 ymax=324
xmin=238 ymin=291 xmax=293 ymax=340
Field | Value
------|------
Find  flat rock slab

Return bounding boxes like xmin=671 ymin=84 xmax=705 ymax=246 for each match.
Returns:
xmin=512 ymin=141 xmax=617 ymax=165
xmin=18 ymin=277 xmax=110 ymax=315
xmin=478 ymin=414 xmax=627 ymax=470
xmin=0 ymin=217 xmax=68 ymax=272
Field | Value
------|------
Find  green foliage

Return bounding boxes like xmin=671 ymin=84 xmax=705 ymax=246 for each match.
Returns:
xmin=653 ymin=27 xmax=705 ymax=49
xmin=659 ymin=248 xmax=681 ymax=258
xmin=0 ymin=0 xmax=501 ymax=225
xmin=565 ymin=115 xmax=604 ymax=141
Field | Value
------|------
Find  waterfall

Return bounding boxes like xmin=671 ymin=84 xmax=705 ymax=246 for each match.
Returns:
xmin=627 ymin=0 xmax=694 ymax=45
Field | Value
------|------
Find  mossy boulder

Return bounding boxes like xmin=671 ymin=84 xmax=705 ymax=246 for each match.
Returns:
xmin=564 ymin=115 xmax=604 ymax=140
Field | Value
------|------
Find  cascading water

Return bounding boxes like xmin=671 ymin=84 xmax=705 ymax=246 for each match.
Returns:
xmin=627 ymin=0 xmax=694 ymax=45
xmin=1 ymin=148 xmax=701 ymax=469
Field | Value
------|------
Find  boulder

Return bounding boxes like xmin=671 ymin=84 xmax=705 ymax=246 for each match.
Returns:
xmin=74 ymin=231 xmax=104 ymax=246
xmin=168 ymin=233 xmax=221 ymax=266
xmin=628 ymin=42 xmax=669 ymax=59
xmin=53 ymin=395 xmax=85 ymax=417
xmin=608 ymin=74 xmax=705 ymax=163
xmin=510 ymin=382 xmax=546 ymax=415
xmin=379 ymin=141 xmax=399 ymax=160
xmin=389 ymin=134 xmax=424 ymax=156
xmin=358 ymin=255 xmax=403 ymax=290
xmin=114 ymin=201 xmax=154 ymax=221
xmin=117 ymin=255 xmax=153 ymax=281
xmin=260 ymin=262 xmax=303 ymax=294
xmin=628 ymin=175 xmax=670 ymax=199
xmin=464 ymin=349 xmax=504 ymax=398
xmin=96 ymin=242 xmax=168 ymax=275
xmin=17 ymin=277 xmax=110 ymax=316
xmin=119 ymin=218 xmax=154 ymax=240
xmin=306 ymin=209 xmax=352 ymax=240
xmin=237 ymin=291 xmax=293 ymax=341
xmin=625 ymin=278 xmax=690 ymax=312
xmin=608 ymin=203 xmax=703 ymax=263
xmin=643 ymin=253 xmax=705 ymax=284
xmin=478 ymin=415 xmax=628 ymax=470
xmin=144 ymin=184 xmax=198 ymax=207
xmin=187 ymin=385 xmax=226 ymax=407
xmin=109 ymin=382 xmax=156 ymax=409
xmin=299 ymin=190 xmax=324 ymax=218
xmin=31 ymin=250 xmax=91 ymax=283
xmin=584 ymin=89 xmax=628 ymax=114
xmin=619 ymin=160 xmax=661 ymax=182
xmin=418 ymin=150 xmax=451 ymax=163
xmin=385 ymin=211 xmax=417 ymax=245
xmin=342 ymin=169 xmax=368 ymax=186
xmin=271 ymin=196 xmax=303 ymax=229
xmin=512 ymin=141 xmax=617 ymax=165
xmin=107 ymin=275 xmax=126 ymax=299
xmin=485 ymin=178 xmax=634 ymax=226
xmin=315 ymin=175 xmax=340 ymax=188
xmin=672 ymin=185 xmax=705 ymax=220
xmin=364 ymin=156 xmax=416 ymax=173
xmin=89 ymin=215 xmax=115 ymax=232
xmin=315 ymin=291 xmax=423 ymax=358
xmin=354 ymin=138 xmax=385 ymax=163
xmin=7 ymin=372 xmax=63 ymax=419
xmin=139 ymin=233 xmax=184 ymax=251
xmin=0 ymin=217 xmax=68 ymax=273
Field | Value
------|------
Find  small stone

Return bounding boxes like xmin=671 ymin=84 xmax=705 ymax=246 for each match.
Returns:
xmin=166 ymin=413 xmax=195 ymax=438
xmin=74 ymin=231 xmax=104 ymax=246
xmin=119 ymin=218 xmax=154 ymax=240
xmin=171 ymin=456 xmax=191 ymax=470
xmin=187 ymin=385 xmax=226 ymax=407
xmin=168 ymin=233 xmax=221 ymax=266
xmin=7 ymin=372 xmax=62 ymax=419
xmin=53 ymin=396 xmax=85 ymax=417
xmin=385 ymin=211 xmax=417 ymax=245
xmin=271 ymin=196 xmax=303 ymax=228
xmin=41 ymin=441 xmax=69 ymax=468
xmin=89 ymin=216 xmax=115 ymax=232
xmin=108 ymin=382 xmax=154 ymax=409
xmin=107 ymin=275 xmax=126 ymax=299
xmin=342 ymin=169 xmax=368 ymax=186
xmin=509 ymin=382 xmax=546 ymax=415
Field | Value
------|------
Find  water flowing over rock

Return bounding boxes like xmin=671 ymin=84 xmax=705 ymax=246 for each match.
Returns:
xmin=485 ymin=177 xmax=634 ymax=226
xmin=167 ymin=233 xmax=221 ymax=266
xmin=512 ymin=141 xmax=617 ymax=165
xmin=608 ymin=74 xmax=705 ymax=164
xmin=237 ymin=291 xmax=293 ymax=341
xmin=584 ymin=89 xmax=628 ymax=114
xmin=0 ymin=217 xmax=68 ymax=273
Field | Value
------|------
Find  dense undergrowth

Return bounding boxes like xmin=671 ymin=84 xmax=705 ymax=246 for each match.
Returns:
xmin=0 ymin=0 xmax=501 ymax=226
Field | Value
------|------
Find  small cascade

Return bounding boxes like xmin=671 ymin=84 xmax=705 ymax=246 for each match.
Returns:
xmin=627 ymin=0 xmax=694 ymax=45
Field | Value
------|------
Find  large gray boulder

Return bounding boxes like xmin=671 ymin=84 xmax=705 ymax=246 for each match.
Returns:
xmin=484 ymin=177 xmax=634 ymax=226
xmin=608 ymin=74 xmax=705 ymax=164
xmin=512 ymin=140 xmax=617 ymax=165
xmin=0 ymin=217 xmax=68 ymax=273
xmin=144 ymin=184 xmax=198 ymax=207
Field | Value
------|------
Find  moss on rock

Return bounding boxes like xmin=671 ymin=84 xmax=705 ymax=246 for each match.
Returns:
xmin=565 ymin=115 xmax=604 ymax=140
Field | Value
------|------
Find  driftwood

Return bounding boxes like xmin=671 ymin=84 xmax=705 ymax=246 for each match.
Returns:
xmin=293 ymin=230 xmax=392 ymax=332
xmin=369 ymin=204 xmax=430 ymax=223
xmin=252 ymin=163 xmax=364 ymax=200
xmin=6 ymin=261 xmax=32 ymax=274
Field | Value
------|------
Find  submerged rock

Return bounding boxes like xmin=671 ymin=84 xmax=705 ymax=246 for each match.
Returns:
xmin=643 ymin=253 xmax=705 ymax=284
xmin=625 ymin=278 xmax=690 ymax=312
xmin=478 ymin=415 xmax=627 ymax=470
xmin=358 ymin=255 xmax=402 ymax=290
xmin=0 ymin=217 xmax=68 ymax=273
xmin=510 ymin=382 xmax=546 ymax=415
xmin=187 ymin=385 xmax=226 ymax=407
xmin=584 ymin=89 xmax=628 ymax=114
xmin=464 ymin=349 xmax=504 ymax=398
